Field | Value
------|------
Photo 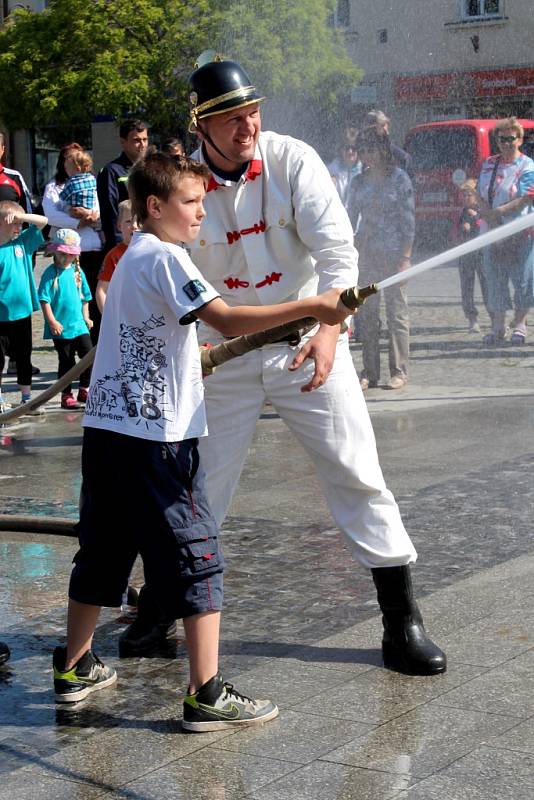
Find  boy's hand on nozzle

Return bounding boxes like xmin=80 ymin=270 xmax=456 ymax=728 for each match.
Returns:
xmin=314 ymin=288 xmax=353 ymax=325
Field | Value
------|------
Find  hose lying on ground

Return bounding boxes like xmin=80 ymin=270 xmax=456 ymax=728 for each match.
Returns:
xmin=0 ymin=349 xmax=96 ymax=425
xmin=0 ymin=515 xmax=77 ymax=536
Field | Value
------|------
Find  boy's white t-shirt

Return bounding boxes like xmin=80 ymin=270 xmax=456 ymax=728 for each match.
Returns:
xmin=83 ymin=231 xmax=219 ymax=442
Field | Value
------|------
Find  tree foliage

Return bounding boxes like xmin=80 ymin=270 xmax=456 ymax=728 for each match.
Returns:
xmin=0 ymin=0 xmax=361 ymax=143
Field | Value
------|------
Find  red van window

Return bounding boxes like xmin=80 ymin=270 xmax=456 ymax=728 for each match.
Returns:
xmin=408 ymin=127 xmax=476 ymax=170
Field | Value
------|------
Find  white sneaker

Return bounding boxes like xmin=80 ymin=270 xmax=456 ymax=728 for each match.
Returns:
xmin=0 ymin=400 xmax=13 ymax=413
xmin=385 ymin=375 xmax=407 ymax=390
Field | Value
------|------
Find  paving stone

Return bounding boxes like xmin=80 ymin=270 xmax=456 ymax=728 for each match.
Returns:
xmin=247 ymin=760 xmax=412 ymax=800
xmin=1 ymin=262 xmax=534 ymax=797
xmin=322 ymin=703 xmax=519 ymax=778
xmin=212 ymin=709 xmax=373 ymax=765
xmin=398 ymin=744 xmax=534 ymax=799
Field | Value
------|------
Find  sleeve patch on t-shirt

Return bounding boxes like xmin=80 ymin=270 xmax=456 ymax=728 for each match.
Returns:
xmin=183 ymin=279 xmax=207 ymax=301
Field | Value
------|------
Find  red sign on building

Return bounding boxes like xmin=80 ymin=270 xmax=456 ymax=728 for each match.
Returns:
xmin=395 ymin=68 xmax=534 ymax=102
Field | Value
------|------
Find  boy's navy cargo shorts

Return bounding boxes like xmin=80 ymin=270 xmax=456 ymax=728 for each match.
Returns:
xmin=69 ymin=427 xmax=224 ymax=620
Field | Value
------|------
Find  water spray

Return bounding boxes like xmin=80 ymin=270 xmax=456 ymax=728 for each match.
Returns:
xmin=340 ymin=210 xmax=534 ymax=310
xmin=1 ymin=210 xmax=532 ymax=425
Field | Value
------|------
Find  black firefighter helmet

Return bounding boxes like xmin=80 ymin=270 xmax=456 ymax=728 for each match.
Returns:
xmin=188 ymin=51 xmax=265 ymax=131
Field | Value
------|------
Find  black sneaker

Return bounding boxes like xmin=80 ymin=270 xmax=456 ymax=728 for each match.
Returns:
xmin=53 ymin=646 xmax=117 ymax=703
xmin=0 ymin=640 xmax=10 ymax=665
xmin=182 ymin=674 xmax=279 ymax=732
xmin=118 ymin=584 xmax=177 ymax=657
xmin=119 ymin=618 xmax=178 ymax=657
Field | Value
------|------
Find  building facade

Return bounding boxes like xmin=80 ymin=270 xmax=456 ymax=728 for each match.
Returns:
xmin=339 ymin=0 xmax=534 ymax=139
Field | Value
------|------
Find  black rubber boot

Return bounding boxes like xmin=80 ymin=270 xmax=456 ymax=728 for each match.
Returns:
xmin=371 ymin=565 xmax=447 ymax=675
xmin=119 ymin=586 xmax=178 ymax=657
xmin=0 ymin=640 xmax=10 ymax=665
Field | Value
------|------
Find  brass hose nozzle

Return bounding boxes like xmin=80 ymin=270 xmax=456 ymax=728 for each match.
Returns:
xmin=340 ymin=284 xmax=379 ymax=311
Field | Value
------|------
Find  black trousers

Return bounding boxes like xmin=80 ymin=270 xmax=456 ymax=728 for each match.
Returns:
xmin=53 ymin=333 xmax=93 ymax=395
xmin=0 ymin=315 xmax=32 ymax=386
xmin=80 ymin=250 xmax=103 ymax=346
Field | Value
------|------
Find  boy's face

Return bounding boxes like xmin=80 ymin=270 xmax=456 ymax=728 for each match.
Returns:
xmin=148 ymin=175 xmax=206 ymax=243
xmin=0 ymin=213 xmax=22 ymax=244
xmin=118 ymin=211 xmax=137 ymax=245
xmin=54 ymin=251 xmax=76 ymax=268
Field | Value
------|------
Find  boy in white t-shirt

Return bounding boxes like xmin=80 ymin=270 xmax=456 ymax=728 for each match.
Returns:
xmin=52 ymin=151 xmax=350 ymax=731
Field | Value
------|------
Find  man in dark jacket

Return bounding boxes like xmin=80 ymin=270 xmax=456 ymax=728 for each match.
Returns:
xmin=97 ymin=119 xmax=149 ymax=254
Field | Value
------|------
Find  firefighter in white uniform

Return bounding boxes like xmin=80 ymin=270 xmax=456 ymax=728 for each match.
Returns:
xmin=186 ymin=53 xmax=446 ymax=676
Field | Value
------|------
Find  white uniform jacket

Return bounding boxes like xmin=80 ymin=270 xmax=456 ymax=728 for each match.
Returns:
xmin=190 ymin=131 xmax=358 ymax=316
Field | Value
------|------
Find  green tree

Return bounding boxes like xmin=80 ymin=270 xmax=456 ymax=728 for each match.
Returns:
xmin=0 ymin=0 xmax=360 ymax=149
xmin=0 ymin=0 xmax=212 ymax=133
xmin=209 ymin=0 xmax=362 ymax=151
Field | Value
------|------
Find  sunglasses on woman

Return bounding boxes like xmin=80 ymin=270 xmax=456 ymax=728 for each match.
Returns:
xmin=497 ymin=135 xmax=518 ymax=143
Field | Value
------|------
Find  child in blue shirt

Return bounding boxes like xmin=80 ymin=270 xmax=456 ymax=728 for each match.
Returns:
xmin=38 ymin=229 xmax=93 ymax=409
xmin=0 ymin=200 xmax=48 ymax=413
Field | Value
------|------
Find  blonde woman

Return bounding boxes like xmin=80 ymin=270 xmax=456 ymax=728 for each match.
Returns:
xmin=477 ymin=117 xmax=534 ymax=346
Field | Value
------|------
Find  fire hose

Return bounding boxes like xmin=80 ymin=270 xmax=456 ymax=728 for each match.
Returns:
xmin=1 ymin=209 xmax=533 ymax=534
xmin=3 ymin=208 xmax=533 ymax=425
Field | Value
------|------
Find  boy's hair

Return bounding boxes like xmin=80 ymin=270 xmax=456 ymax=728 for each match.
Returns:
xmin=129 ymin=152 xmax=210 ymax=224
xmin=68 ymin=150 xmax=93 ymax=173
xmin=161 ymin=136 xmax=185 ymax=155
xmin=55 ymin=142 xmax=83 ymax=184
xmin=120 ymin=119 xmax=149 ymax=140
xmin=0 ymin=199 xmax=24 ymax=217
xmin=460 ymin=178 xmax=478 ymax=193
xmin=117 ymin=199 xmax=133 ymax=225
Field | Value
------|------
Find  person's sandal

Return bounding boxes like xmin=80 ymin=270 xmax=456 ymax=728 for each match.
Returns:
xmin=510 ymin=325 xmax=527 ymax=346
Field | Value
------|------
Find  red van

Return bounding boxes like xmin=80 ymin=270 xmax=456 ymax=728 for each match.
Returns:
xmin=404 ymin=118 xmax=534 ymax=242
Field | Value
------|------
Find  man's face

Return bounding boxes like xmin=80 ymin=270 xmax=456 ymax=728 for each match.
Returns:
xmin=0 ymin=140 xmax=4 ymax=164
xmin=121 ymin=129 xmax=149 ymax=163
xmin=201 ymin=103 xmax=261 ymax=170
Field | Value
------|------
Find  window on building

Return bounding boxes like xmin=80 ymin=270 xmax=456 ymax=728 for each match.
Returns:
xmin=328 ymin=0 xmax=350 ymax=28
xmin=462 ymin=0 xmax=501 ymax=19
xmin=378 ymin=29 xmax=388 ymax=43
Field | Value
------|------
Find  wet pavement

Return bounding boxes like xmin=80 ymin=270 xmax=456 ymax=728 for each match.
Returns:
xmin=1 ymin=260 xmax=534 ymax=798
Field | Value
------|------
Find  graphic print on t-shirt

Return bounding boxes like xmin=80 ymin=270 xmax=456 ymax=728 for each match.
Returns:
xmin=85 ymin=313 xmax=169 ymax=428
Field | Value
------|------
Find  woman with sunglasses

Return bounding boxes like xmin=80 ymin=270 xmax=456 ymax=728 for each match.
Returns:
xmin=477 ymin=117 xmax=534 ymax=346
xmin=347 ymin=128 xmax=415 ymax=390
xmin=327 ymin=131 xmax=362 ymax=208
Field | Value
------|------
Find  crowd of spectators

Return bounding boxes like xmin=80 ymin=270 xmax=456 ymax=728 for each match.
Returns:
xmin=327 ymin=111 xmax=534 ymax=389
xmin=1 ymin=110 xmax=533 ymax=408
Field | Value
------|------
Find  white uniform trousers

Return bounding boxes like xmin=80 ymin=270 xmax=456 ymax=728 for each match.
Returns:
xmin=199 ymin=333 xmax=417 ymax=569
